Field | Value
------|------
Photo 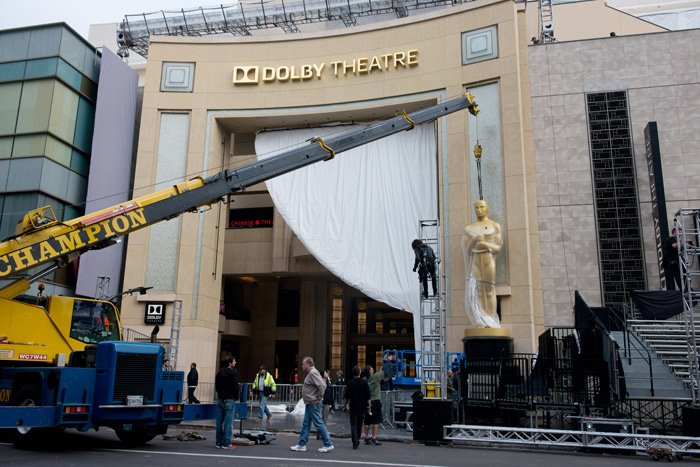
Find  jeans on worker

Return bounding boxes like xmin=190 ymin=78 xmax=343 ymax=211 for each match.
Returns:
xmin=216 ymin=398 xmax=235 ymax=447
xmin=298 ymin=401 xmax=332 ymax=447
xmin=258 ymin=393 xmax=271 ymax=420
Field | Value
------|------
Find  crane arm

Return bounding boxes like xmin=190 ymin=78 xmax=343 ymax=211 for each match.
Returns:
xmin=0 ymin=93 xmax=478 ymax=293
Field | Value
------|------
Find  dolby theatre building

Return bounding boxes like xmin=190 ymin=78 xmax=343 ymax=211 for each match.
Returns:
xmin=117 ymin=0 xmax=683 ymax=385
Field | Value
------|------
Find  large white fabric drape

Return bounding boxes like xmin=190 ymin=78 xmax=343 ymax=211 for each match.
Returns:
xmin=255 ymin=123 xmax=437 ymax=349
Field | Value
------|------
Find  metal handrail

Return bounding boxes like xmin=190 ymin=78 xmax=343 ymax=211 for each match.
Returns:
xmin=608 ymin=306 xmax=655 ymax=397
xmin=122 ymin=327 xmax=150 ymax=341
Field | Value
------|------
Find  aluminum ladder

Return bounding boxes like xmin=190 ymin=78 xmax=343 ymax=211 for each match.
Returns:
xmin=418 ymin=219 xmax=446 ymax=400
xmin=168 ymin=299 xmax=183 ymax=370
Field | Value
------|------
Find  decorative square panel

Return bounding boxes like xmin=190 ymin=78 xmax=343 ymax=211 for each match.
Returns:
xmin=462 ymin=25 xmax=498 ymax=65
xmin=160 ymin=62 xmax=195 ymax=92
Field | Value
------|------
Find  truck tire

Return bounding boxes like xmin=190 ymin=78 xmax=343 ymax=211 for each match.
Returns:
xmin=11 ymin=383 xmax=52 ymax=450
xmin=114 ymin=426 xmax=158 ymax=445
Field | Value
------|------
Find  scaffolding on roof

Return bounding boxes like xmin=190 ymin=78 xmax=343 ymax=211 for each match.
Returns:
xmin=117 ymin=0 xmax=474 ymax=57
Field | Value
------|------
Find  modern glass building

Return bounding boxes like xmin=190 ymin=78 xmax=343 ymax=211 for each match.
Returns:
xmin=0 ymin=24 xmax=101 ymax=293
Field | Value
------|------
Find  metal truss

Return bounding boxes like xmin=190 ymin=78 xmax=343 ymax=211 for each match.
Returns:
xmin=117 ymin=0 xmax=474 ymax=57
xmin=444 ymin=424 xmax=700 ymax=455
xmin=615 ymin=398 xmax=690 ymax=434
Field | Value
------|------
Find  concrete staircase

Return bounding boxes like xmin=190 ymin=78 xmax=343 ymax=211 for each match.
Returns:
xmin=611 ymin=327 xmax=692 ymax=399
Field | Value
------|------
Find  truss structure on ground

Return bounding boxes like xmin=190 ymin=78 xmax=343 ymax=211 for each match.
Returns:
xmin=444 ymin=424 xmax=700 ymax=455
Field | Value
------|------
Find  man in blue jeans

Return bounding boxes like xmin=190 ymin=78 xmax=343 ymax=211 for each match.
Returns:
xmin=290 ymin=356 xmax=334 ymax=453
xmin=215 ymin=355 xmax=239 ymax=449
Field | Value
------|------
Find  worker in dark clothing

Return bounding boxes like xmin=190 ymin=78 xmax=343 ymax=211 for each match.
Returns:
xmin=412 ymin=239 xmax=438 ymax=298
xmin=215 ymin=355 xmax=239 ymax=449
xmin=663 ymin=227 xmax=695 ymax=291
xmin=187 ymin=362 xmax=200 ymax=404
xmin=343 ymin=365 xmax=371 ymax=450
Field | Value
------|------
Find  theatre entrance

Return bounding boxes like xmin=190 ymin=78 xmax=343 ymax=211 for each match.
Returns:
xmin=345 ymin=298 xmax=414 ymax=372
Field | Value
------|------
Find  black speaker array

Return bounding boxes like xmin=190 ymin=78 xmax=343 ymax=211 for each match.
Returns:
xmin=412 ymin=400 xmax=453 ymax=442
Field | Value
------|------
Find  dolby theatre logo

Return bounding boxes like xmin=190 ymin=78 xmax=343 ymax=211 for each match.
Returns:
xmin=232 ymin=50 xmax=418 ymax=85
xmin=234 ymin=66 xmax=259 ymax=84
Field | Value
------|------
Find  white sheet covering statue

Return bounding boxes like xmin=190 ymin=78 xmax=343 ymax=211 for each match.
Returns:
xmin=461 ymin=200 xmax=503 ymax=328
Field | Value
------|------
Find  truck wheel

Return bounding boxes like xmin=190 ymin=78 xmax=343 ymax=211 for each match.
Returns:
xmin=115 ymin=426 xmax=158 ymax=445
xmin=11 ymin=383 xmax=50 ymax=450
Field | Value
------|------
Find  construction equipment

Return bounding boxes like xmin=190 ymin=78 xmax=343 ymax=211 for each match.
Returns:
xmin=0 ymin=92 xmax=478 ymax=448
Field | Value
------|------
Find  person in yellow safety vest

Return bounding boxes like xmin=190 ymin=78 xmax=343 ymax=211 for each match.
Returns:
xmin=250 ymin=365 xmax=277 ymax=422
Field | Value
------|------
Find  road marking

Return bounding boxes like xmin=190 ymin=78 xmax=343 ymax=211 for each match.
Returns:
xmin=95 ymin=447 xmax=448 ymax=467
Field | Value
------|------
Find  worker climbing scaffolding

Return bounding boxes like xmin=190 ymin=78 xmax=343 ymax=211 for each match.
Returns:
xmin=412 ymin=239 xmax=437 ymax=299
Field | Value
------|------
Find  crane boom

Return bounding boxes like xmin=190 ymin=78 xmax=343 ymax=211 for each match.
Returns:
xmin=0 ymin=93 xmax=478 ymax=295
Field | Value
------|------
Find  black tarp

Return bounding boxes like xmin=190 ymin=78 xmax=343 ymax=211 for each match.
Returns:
xmin=630 ymin=290 xmax=683 ymax=320
xmin=572 ymin=291 xmax=625 ymax=404
xmin=574 ymin=291 xmax=608 ymax=331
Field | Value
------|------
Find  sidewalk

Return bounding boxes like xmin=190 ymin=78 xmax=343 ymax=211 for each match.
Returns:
xmin=181 ymin=405 xmax=414 ymax=443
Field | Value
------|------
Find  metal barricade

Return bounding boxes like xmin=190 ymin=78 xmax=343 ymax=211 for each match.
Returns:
xmin=379 ymin=390 xmax=400 ymax=428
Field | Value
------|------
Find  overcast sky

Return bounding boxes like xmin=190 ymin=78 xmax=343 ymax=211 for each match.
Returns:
xmin=2 ymin=1 xmax=231 ymax=40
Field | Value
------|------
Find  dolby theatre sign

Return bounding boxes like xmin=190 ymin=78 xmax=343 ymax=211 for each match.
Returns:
xmin=233 ymin=49 xmax=418 ymax=85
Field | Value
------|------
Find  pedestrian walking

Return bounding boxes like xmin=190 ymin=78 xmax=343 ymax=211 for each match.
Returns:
xmin=290 ymin=357 xmax=334 ymax=453
xmin=215 ymin=355 xmax=239 ymax=449
xmin=335 ymin=370 xmax=345 ymax=411
xmin=343 ymin=365 xmax=370 ymax=449
xmin=187 ymin=362 xmax=200 ymax=404
xmin=250 ymin=365 xmax=276 ymax=423
xmin=321 ymin=369 xmax=334 ymax=428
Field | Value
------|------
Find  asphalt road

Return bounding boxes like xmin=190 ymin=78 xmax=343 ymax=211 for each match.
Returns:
xmin=0 ymin=426 xmax=673 ymax=467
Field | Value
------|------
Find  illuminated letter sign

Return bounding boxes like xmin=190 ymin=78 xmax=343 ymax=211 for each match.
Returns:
xmin=228 ymin=207 xmax=274 ymax=229
xmin=232 ymin=50 xmax=418 ymax=85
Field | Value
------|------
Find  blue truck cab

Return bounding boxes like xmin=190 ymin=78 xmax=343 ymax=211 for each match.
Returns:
xmin=0 ymin=341 xmax=215 ymax=448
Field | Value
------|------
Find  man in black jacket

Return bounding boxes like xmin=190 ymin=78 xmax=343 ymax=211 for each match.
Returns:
xmin=215 ymin=356 xmax=239 ymax=449
xmin=412 ymin=239 xmax=438 ymax=298
xmin=343 ymin=365 xmax=371 ymax=450
xmin=187 ymin=363 xmax=200 ymax=404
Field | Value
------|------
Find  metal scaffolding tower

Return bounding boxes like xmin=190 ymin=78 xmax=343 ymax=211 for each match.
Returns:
xmin=418 ymin=219 xmax=446 ymax=400
xmin=117 ymin=0 xmax=474 ymax=57
xmin=168 ymin=299 xmax=183 ymax=371
xmin=674 ymin=208 xmax=700 ymax=405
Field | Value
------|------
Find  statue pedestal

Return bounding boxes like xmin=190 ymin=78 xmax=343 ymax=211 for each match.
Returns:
xmin=462 ymin=328 xmax=512 ymax=358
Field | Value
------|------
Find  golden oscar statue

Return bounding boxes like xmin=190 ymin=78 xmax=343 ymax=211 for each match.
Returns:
xmin=461 ymin=200 xmax=503 ymax=328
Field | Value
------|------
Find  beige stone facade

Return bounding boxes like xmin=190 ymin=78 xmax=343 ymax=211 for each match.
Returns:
xmin=119 ymin=0 xmax=547 ymax=384
xmin=530 ymin=28 xmax=700 ymax=326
